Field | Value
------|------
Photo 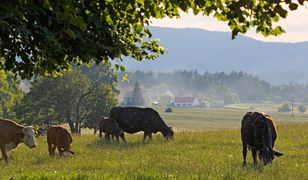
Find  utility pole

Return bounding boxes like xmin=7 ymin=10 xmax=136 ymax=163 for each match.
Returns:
xmin=292 ymin=99 xmax=294 ymax=117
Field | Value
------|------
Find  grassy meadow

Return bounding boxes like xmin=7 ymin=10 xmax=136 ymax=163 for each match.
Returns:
xmin=1 ymin=106 xmax=308 ymax=179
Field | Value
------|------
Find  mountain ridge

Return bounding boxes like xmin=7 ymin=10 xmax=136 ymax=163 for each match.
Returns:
xmin=122 ymin=26 xmax=308 ymax=85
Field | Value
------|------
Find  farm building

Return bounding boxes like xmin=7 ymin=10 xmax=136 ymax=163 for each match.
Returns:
xmin=171 ymin=97 xmax=201 ymax=108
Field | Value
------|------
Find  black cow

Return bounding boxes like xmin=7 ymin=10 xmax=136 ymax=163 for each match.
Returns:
xmin=110 ymin=107 xmax=174 ymax=141
xmin=241 ymin=112 xmax=283 ymax=166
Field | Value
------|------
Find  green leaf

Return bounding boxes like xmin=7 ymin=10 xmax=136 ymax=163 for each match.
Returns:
xmin=122 ymin=72 xmax=128 ymax=81
xmin=120 ymin=66 xmax=126 ymax=71
xmin=144 ymin=28 xmax=152 ymax=38
xmin=105 ymin=15 xmax=112 ymax=24
xmin=136 ymin=0 xmax=144 ymax=5
xmin=114 ymin=64 xmax=119 ymax=71
xmin=289 ymin=3 xmax=298 ymax=11
xmin=64 ymin=29 xmax=76 ymax=39
xmin=134 ymin=23 xmax=143 ymax=33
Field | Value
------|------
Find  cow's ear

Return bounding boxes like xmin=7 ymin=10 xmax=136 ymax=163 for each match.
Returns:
xmin=34 ymin=131 xmax=39 ymax=138
xmin=273 ymin=150 xmax=283 ymax=157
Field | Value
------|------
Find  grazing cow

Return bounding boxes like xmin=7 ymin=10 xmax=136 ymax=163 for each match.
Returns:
xmin=241 ymin=112 xmax=283 ymax=166
xmin=110 ymin=107 xmax=174 ymax=141
xmin=0 ymin=119 xmax=37 ymax=164
xmin=98 ymin=116 xmax=125 ymax=142
xmin=46 ymin=126 xmax=74 ymax=157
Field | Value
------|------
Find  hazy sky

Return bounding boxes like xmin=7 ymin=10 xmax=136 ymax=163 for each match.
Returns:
xmin=151 ymin=7 xmax=308 ymax=43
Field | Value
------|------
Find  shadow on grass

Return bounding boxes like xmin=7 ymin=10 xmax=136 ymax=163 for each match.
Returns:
xmin=242 ymin=163 xmax=266 ymax=172
xmin=86 ymin=137 xmax=170 ymax=151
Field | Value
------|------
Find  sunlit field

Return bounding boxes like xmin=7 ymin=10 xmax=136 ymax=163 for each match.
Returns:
xmin=1 ymin=107 xmax=307 ymax=179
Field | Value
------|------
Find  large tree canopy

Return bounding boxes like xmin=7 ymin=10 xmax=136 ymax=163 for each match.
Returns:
xmin=0 ymin=0 xmax=306 ymax=79
xmin=15 ymin=64 xmax=119 ymax=133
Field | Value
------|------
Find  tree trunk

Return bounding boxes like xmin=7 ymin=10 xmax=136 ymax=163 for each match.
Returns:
xmin=68 ymin=121 xmax=76 ymax=134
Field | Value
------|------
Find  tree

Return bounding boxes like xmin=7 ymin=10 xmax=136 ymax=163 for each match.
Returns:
xmin=132 ymin=82 xmax=144 ymax=106
xmin=0 ymin=71 xmax=24 ymax=119
xmin=0 ymin=0 xmax=306 ymax=78
xmin=298 ymin=103 xmax=306 ymax=113
xmin=210 ymin=86 xmax=240 ymax=104
xmin=16 ymin=64 xmax=119 ymax=133
xmin=278 ymin=103 xmax=291 ymax=112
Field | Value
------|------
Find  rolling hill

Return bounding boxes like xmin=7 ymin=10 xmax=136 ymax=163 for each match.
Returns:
xmin=122 ymin=27 xmax=308 ymax=85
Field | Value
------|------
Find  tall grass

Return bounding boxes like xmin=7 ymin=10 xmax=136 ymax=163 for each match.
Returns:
xmin=0 ymin=108 xmax=307 ymax=179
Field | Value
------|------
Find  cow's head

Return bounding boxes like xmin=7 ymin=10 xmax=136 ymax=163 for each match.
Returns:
xmin=22 ymin=126 xmax=37 ymax=148
xmin=62 ymin=150 xmax=75 ymax=157
xmin=261 ymin=147 xmax=283 ymax=165
xmin=259 ymin=117 xmax=283 ymax=165
xmin=163 ymin=127 xmax=174 ymax=140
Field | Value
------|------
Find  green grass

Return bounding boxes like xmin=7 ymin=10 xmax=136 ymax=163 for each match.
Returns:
xmin=1 ymin=108 xmax=308 ymax=179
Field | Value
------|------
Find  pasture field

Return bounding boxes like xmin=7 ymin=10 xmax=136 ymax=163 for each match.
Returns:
xmin=1 ymin=108 xmax=308 ymax=179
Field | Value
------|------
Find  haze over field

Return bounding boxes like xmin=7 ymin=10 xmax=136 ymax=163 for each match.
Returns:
xmin=122 ymin=27 xmax=308 ymax=85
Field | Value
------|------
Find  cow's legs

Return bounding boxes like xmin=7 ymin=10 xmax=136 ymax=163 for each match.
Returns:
xmin=143 ymin=132 xmax=147 ymax=142
xmin=252 ymin=149 xmax=258 ymax=166
xmin=99 ymin=128 xmax=103 ymax=138
xmin=57 ymin=147 xmax=64 ymax=157
xmin=242 ymin=143 xmax=247 ymax=166
xmin=48 ymin=144 xmax=56 ymax=157
xmin=120 ymin=132 xmax=126 ymax=142
xmin=0 ymin=146 xmax=8 ymax=164
xmin=105 ymin=132 xmax=111 ymax=141
xmin=148 ymin=133 xmax=152 ymax=140
xmin=143 ymin=131 xmax=152 ymax=142
xmin=115 ymin=134 xmax=120 ymax=143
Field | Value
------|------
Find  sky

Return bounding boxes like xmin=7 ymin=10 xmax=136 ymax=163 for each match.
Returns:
xmin=151 ymin=6 xmax=308 ymax=43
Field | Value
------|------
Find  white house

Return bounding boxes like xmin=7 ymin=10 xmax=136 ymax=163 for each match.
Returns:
xmin=171 ymin=97 xmax=201 ymax=108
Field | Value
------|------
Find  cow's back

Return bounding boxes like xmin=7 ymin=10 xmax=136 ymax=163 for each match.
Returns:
xmin=241 ymin=112 xmax=277 ymax=147
xmin=110 ymin=107 xmax=162 ymax=133
xmin=0 ymin=119 xmax=23 ymax=144
xmin=47 ymin=126 xmax=72 ymax=147
xmin=110 ymin=107 xmax=143 ymax=132
xmin=241 ymin=112 xmax=255 ymax=145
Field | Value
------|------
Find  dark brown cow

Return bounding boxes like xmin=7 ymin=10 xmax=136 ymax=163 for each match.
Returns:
xmin=99 ymin=116 xmax=125 ymax=142
xmin=241 ymin=112 xmax=283 ymax=166
xmin=0 ymin=119 xmax=37 ymax=164
xmin=47 ymin=126 xmax=74 ymax=157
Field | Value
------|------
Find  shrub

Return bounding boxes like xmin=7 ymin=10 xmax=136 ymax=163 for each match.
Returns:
xmin=298 ymin=104 xmax=306 ymax=113
xmin=165 ymin=107 xmax=173 ymax=113
xmin=278 ymin=103 xmax=291 ymax=112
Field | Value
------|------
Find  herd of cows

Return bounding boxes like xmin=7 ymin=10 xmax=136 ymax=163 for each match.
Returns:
xmin=0 ymin=107 xmax=283 ymax=167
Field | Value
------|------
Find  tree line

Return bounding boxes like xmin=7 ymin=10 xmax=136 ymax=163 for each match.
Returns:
xmin=0 ymin=64 xmax=119 ymax=134
xmin=120 ymin=70 xmax=308 ymax=104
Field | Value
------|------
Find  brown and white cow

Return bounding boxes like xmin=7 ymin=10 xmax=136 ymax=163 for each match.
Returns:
xmin=0 ymin=119 xmax=37 ymax=164
xmin=46 ymin=126 xmax=74 ymax=157
xmin=241 ymin=112 xmax=283 ymax=166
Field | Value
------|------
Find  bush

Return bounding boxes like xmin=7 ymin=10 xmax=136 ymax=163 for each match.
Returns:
xmin=298 ymin=104 xmax=306 ymax=113
xmin=278 ymin=103 xmax=291 ymax=112
xmin=165 ymin=107 xmax=173 ymax=113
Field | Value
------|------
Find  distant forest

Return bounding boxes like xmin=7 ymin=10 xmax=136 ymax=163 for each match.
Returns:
xmin=119 ymin=70 xmax=308 ymax=105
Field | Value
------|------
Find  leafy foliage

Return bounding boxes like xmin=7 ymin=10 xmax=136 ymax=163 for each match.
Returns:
xmin=0 ymin=0 xmax=306 ymax=78
xmin=297 ymin=103 xmax=306 ymax=113
xmin=278 ymin=103 xmax=291 ymax=112
xmin=0 ymin=71 xmax=24 ymax=119
xmin=121 ymin=70 xmax=308 ymax=104
xmin=15 ymin=64 xmax=119 ymax=133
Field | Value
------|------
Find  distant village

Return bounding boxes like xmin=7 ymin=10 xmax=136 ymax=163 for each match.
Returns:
xmin=120 ymin=88 xmax=224 ymax=108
